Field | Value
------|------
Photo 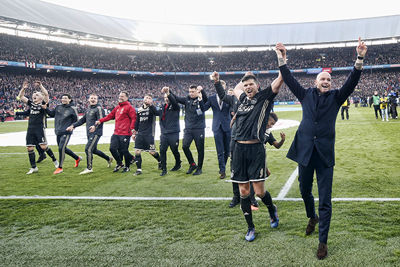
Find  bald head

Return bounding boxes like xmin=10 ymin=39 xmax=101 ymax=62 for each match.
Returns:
xmin=315 ymin=71 xmax=332 ymax=93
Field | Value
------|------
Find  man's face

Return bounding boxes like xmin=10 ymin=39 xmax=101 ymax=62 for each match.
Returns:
xmin=227 ymin=89 xmax=234 ymax=96
xmin=189 ymin=88 xmax=198 ymax=99
xmin=243 ymin=78 xmax=259 ymax=98
xmin=315 ymin=72 xmax=332 ymax=93
xmin=32 ymin=92 xmax=43 ymax=103
xmin=144 ymin=95 xmax=153 ymax=106
xmin=61 ymin=95 xmax=71 ymax=105
xmin=118 ymin=93 xmax=128 ymax=103
xmin=374 ymin=91 xmax=378 ymax=95
xmin=89 ymin=95 xmax=98 ymax=105
xmin=266 ymin=117 xmax=276 ymax=129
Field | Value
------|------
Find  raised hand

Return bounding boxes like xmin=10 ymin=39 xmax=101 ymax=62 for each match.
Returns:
xmin=34 ymin=80 xmax=42 ymax=88
xmin=275 ymin=43 xmax=287 ymax=59
xmin=356 ymin=37 xmax=367 ymax=57
xmin=211 ymin=71 xmax=219 ymax=82
xmin=280 ymin=132 xmax=286 ymax=141
xmin=161 ymin=86 xmax=169 ymax=94
xmin=22 ymin=80 xmax=29 ymax=89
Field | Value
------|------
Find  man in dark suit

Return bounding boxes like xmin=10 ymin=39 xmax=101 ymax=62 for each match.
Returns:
xmin=275 ymin=38 xmax=367 ymax=260
xmin=204 ymin=80 xmax=232 ymax=179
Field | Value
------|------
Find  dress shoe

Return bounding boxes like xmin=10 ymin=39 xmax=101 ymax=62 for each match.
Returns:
xmin=306 ymin=215 xmax=319 ymax=235
xmin=316 ymin=242 xmax=328 ymax=260
xmin=219 ymin=172 xmax=226 ymax=179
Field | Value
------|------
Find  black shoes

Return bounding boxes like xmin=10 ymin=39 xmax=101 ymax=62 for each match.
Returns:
xmin=306 ymin=215 xmax=319 ymax=235
xmin=36 ymin=154 xmax=47 ymax=163
xmin=160 ymin=170 xmax=167 ymax=176
xmin=229 ymin=197 xmax=240 ymax=208
xmin=317 ymin=242 xmax=328 ymax=260
xmin=192 ymin=168 xmax=202 ymax=175
xmin=113 ymin=164 xmax=124 ymax=172
xmin=186 ymin=164 xmax=197 ymax=174
xmin=219 ymin=172 xmax=226 ymax=179
xmin=122 ymin=167 xmax=130 ymax=173
xmin=170 ymin=161 xmax=182 ymax=171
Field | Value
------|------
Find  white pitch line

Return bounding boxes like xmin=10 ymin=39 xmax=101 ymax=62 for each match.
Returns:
xmin=0 ymin=196 xmax=231 ymax=201
xmin=279 ymin=198 xmax=400 ymax=202
xmin=1 ymin=196 xmax=400 ymax=201
xmin=276 ymin=167 xmax=298 ymax=200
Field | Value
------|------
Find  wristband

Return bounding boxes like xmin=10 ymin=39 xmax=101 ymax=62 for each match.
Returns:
xmin=278 ymin=57 xmax=287 ymax=67
xmin=355 ymin=58 xmax=364 ymax=70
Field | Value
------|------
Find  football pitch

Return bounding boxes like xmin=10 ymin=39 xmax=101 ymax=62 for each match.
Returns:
xmin=1 ymin=107 xmax=399 ymax=266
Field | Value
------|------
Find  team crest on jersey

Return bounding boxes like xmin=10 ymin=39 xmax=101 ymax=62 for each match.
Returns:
xmin=251 ymin=99 xmax=257 ymax=105
xmin=120 ymin=108 xmax=124 ymax=114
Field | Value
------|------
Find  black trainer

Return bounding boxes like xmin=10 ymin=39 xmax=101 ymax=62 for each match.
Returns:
xmin=186 ymin=164 xmax=197 ymax=174
xmin=160 ymin=170 xmax=167 ymax=176
xmin=36 ymin=154 xmax=47 ymax=163
xmin=122 ymin=167 xmax=130 ymax=173
xmin=193 ymin=168 xmax=202 ymax=176
xmin=113 ymin=164 xmax=124 ymax=173
xmin=134 ymin=170 xmax=142 ymax=176
xmin=229 ymin=197 xmax=240 ymax=208
xmin=170 ymin=161 xmax=182 ymax=171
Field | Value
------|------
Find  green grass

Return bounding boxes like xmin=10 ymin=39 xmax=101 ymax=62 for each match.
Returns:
xmin=1 ymin=106 xmax=400 ymax=266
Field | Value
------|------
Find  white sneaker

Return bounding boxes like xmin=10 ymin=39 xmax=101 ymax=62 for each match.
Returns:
xmin=26 ymin=167 xmax=38 ymax=175
xmin=53 ymin=160 xmax=59 ymax=168
xmin=107 ymin=157 xmax=113 ymax=168
xmin=79 ymin=168 xmax=93 ymax=175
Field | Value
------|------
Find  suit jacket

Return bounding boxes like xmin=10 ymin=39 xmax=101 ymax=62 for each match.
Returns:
xmin=204 ymin=94 xmax=231 ymax=132
xmin=280 ymin=64 xmax=362 ymax=167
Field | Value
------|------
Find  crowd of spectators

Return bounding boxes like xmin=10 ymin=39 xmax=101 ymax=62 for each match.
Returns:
xmin=1 ymin=33 xmax=400 ymax=119
xmin=1 ymin=34 xmax=400 ymax=72
xmin=1 ymin=69 xmax=399 ymax=119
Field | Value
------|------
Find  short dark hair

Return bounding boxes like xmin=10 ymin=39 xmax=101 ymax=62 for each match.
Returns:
xmin=269 ymin=112 xmax=278 ymax=122
xmin=241 ymin=74 xmax=259 ymax=84
xmin=120 ymin=91 xmax=129 ymax=97
xmin=61 ymin=93 xmax=72 ymax=99
xmin=189 ymin=85 xmax=197 ymax=90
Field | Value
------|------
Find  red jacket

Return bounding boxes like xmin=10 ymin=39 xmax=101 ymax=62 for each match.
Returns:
xmin=99 ymin=101 xmax=136 ymax=136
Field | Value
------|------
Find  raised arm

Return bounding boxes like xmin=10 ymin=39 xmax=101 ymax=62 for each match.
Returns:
xmin=275 ymin=43 xmax=306 ymax=101
xmin=34 ymin=81 xmax=49 ymax=103
xmin=336 ymin=37 xmax=367 ymax=104
xmin=170 ymin=91 xmax=187 ymax=104
xmin=17 ymin=80 xmax=29 ymax=104
xmin=198 ymin=86 xmax=208 ymax=104
xmin=271 ymin=71 xmax=284 ymax=94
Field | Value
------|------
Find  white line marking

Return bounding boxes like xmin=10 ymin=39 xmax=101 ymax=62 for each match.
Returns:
xmin=1 ymin=196 xmax=399 ymax=201
xmin=276 ymin=167 xmax=298 ymax=200
xmin=279 ymin=198 xmax=400 ymax=202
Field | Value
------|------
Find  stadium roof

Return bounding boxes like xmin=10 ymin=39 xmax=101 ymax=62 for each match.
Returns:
xmin=0 ymin=0 xmax=399 ymax=47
